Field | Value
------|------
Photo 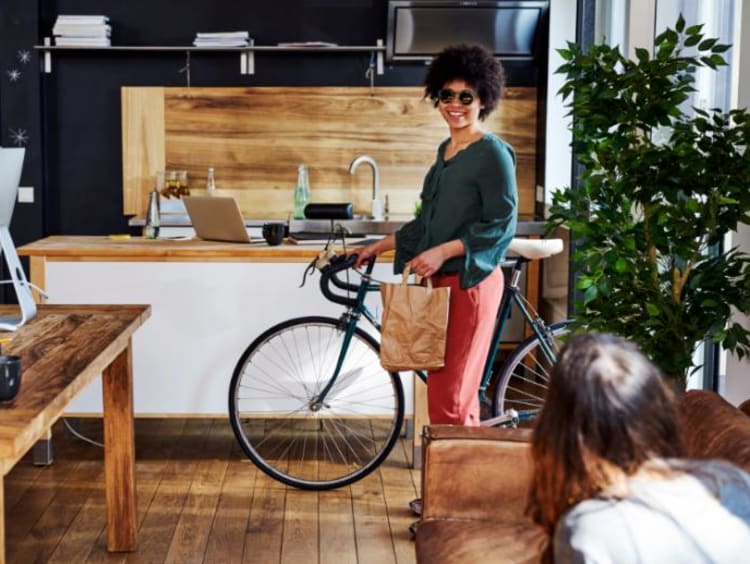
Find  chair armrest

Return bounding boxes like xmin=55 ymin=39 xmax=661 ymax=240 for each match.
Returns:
xmin=678 ymin=390 xmax=750 ymax=473
xmin=421 ymin=425 xmax=534 ymax=523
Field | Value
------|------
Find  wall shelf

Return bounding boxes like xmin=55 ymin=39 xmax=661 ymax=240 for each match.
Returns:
xmin=34 ymin=38 xmax=385 ymax=77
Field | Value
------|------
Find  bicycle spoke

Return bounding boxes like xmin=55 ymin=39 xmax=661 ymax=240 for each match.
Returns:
xmin=492 ymin=323 xmax=569 ymax=424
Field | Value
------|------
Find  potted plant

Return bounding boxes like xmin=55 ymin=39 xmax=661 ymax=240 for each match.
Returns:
xmin=548 ymin=16 xmax=750 ymax=389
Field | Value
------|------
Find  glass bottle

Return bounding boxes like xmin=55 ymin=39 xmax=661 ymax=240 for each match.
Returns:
xmin=293 ymin=163 xmax=311 ymax=219
xmin=177 ymin=170 xmax=190 ymax=196
xmin=145 ymin=189 xmax=160 ymax=239
xmin=206 ymin=167 xmax=217 ymax=196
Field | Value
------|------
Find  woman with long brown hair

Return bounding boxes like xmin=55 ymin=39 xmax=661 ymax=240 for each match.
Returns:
xmin=528 ymin=334 xmax=750 ymax=563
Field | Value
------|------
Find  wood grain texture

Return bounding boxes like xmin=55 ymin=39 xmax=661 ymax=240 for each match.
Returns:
xmin=165 ymin=420 xmax=234 ymax=564
xmin=4 ymin=419 xmax=420 ymax=564
xmin=122 ymin=86 xmax=538 ymax=219
xmin=0 ymin=305 xmax=149 ymax=563
xmin=18 ymin=236 xmax=394 ymax=263
xmin=103 ymin=344 xmax=137 ymax=552
xmin=412 ymin=375 xmax=428 ymax=470
xmin=122 ymin=87 xmax=166 ymax=216
xmin=132 ymin=419 xmax=213 ymax=564
xmin=350 ymin=472 xmax=397 ymax=564
xmin=0 ymin=305 xmax=150 ymax=469
xmin=202 ymin=442 xmax=255 ymax=564
xmin=28 ymin=256 xmax=46 ymax=304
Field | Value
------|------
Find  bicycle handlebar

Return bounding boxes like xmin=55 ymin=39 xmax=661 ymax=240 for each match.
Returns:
xmin=319 ymin=254 xmax=375 ymax=308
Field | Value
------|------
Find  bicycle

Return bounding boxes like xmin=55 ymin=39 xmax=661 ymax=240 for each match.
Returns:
xmin=229 ymin=237 xmax=569 ymax=490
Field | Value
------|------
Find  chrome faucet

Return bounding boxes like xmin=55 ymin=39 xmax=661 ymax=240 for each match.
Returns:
xmin=348 ymin=155 xmax=383 ymax=220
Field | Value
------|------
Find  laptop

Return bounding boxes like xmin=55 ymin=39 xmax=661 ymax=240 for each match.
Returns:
xmin=182 ymin=196 xmax=252 ymax=243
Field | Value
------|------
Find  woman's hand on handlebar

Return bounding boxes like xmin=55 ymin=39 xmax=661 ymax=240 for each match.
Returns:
xmin=353 ymin=242 xmax=379 ymax=268
xmin=353 ymin=233 xmax=396 ymax=268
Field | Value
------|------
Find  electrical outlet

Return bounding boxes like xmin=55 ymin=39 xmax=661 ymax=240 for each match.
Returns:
xmin=18 ymin=186 xmax=34 ymax=203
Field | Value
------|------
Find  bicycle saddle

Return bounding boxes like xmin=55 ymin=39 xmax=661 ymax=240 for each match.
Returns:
xmin=508 ymin=238 xmax=564 ymax=260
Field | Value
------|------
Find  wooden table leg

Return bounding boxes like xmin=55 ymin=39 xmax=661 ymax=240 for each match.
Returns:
xmin=28 ymin=256 xmax=47 ymax=304
xmin=0 ymin=475 xmax=5 ymax=564
xmin=102 ymin=341 xmax=137 ymax=552
xmin=413 ymin=373 xmax=428 ymax=469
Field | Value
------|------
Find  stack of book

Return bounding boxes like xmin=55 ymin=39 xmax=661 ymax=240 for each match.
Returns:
xmin=193 ymin=31 xmax=251 ymax=47
xmin=53 ymin=15 xmax=111 ymax=46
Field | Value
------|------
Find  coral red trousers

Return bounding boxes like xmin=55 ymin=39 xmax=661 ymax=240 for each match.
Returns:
xmin=427 ymin=268 xmax=504 ymax=426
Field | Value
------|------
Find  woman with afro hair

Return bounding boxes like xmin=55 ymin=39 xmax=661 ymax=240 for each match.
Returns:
xmin=356 ymin=44 xmax=517 ymax=427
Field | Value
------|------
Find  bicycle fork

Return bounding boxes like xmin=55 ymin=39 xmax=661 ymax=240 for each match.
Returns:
xmin=309 ymin=311 xmax=361 ymax=412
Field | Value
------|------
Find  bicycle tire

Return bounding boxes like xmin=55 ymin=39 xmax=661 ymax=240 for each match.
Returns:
xmin=492 ymin=321 xmax=571 ymax=422
xmin=229 ymin=316 xmax=405 ymax=490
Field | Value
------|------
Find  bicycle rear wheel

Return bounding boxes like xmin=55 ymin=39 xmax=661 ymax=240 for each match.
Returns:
xmin=229 ymin=316 xmax=404 ymax=490
xmin=492 ymin=322 xmax=570 ymax=423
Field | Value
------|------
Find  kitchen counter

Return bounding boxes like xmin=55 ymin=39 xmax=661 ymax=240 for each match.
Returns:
xmin=18 ymin=235 xmax=380 ymax=263
xmin=23 ymin=217 xmax=548 ymax=261
xmin=17 ymin=235 xmax=401 ymax=418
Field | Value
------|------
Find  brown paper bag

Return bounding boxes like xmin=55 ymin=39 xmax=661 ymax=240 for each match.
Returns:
xmin=379 ymin=267 xmax=450 ymax=372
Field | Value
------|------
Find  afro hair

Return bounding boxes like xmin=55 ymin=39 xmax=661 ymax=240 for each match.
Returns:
xmin=423 ymin=44 xmax=505 ymax=120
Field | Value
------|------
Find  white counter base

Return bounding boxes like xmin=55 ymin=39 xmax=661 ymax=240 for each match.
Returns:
xmin=45 ymin=261 xmax=409 ymax=415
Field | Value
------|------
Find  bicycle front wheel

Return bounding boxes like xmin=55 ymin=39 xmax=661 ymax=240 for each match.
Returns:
xmin=229 ymin=316 xmax=404 ymax=490
xmin=492 ymin=322 xmax=570 ymax=423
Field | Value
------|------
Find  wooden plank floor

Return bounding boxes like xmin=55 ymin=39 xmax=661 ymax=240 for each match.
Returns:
xmin=4 ymin=418 xmax=420 ymax=564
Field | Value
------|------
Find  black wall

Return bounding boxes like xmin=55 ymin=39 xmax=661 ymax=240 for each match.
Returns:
xmin=2 ymin=0 xmax=543 ymax=244
xmin=1 ymin=1 xmax=44 ymax=247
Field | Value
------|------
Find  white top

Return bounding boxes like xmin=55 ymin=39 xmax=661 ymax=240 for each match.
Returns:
xmin=555 ymin=459 xmax=750 ymax=564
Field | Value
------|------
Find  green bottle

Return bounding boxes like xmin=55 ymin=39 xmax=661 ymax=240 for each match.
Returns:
xmin=293 ymin=163 xmax=311 ymax=219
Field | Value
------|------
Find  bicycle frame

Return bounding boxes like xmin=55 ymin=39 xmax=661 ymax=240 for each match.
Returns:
xmin=312 ymin=256 xmax=555 ymax=415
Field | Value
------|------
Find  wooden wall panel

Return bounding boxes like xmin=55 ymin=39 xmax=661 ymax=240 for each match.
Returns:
xmin=122 ymin=86 xmax=537 ymax=219
xmin=121 ymin=88 xmax=165 ymax=216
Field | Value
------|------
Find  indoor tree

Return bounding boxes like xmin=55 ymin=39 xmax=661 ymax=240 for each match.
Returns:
xmin=548 ymin=16 xmax=750 ymax=387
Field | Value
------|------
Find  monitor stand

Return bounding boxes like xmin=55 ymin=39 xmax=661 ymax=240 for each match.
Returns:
xmin=0 ymin=225 xmax=36 ymax=331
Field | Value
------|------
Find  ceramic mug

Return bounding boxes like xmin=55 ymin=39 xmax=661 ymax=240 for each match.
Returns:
xmin=0 ymin=355 xmax=22 ymax=402
xmin=262 ymin=223 xmax=286 ymax=246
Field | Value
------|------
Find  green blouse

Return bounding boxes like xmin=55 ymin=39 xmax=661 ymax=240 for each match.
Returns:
xmin=394 ymin=133 xmax=518 ymax=289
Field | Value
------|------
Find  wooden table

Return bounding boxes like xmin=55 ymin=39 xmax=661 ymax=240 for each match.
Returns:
xmin=0 ymin=304 xmax=150 ymax=562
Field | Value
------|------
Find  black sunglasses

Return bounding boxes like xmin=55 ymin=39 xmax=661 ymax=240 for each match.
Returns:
xmin=437 ymin=88 xmax=477 ymax=106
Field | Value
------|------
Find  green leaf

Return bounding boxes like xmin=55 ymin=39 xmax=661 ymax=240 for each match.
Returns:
xmin=583 ymin=285 xmax=598 ymax=305
xmin=698 ymin=38 xmax=719 ymax=51
xmin=614 ymin=258 xmax=628 ymax=273
xmin=684 ymin=34 xmax=702 ymax=47
xmin=700 ymin=56 xmax=717 ymax=69
xmin=685 ymin=24 xmax=704 ymax=35
xmin=557 ymin=48 xmax=573 ymax=61
xmin=635 ymin=47 xmax=650 ymax=63
xmin=645 ymin=303 xmax=660 ymax=317
xmin=675 ymin=14 xmax=685 ymax=32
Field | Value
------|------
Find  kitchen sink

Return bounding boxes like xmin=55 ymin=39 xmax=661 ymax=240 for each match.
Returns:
xmin=289 ymin=217 xmax=403 ymax=236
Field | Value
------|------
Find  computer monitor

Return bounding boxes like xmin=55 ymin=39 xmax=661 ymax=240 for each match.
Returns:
xmin=0 ymin=148 xmax=24 ymax=228
xmin=0 ymin=147 xmax=36 ymax=331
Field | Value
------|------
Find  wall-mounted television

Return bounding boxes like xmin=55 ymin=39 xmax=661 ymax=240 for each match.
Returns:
xmin=386 ymin=0 xmax=549 ymax=62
